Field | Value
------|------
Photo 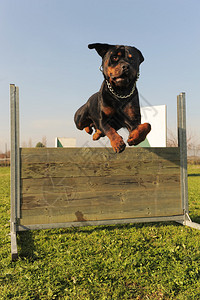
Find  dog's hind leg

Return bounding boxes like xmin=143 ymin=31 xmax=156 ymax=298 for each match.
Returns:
xmin=74 ymin=104 xmax=93 ymax=132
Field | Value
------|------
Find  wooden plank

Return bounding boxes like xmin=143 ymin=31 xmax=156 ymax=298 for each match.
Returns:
xmin=21 ymin=184 xmax=181 ymax=209
xmin=20 ymin=147 xmax=180 ymax=164
xmin=19 ymin=147 xmax=182 ymax=225
xmin=20 ymin=179 xmax=182 ymax=224
xmin=21 ymin=172 xmax=181 ymax=211
xmin=21 ymin=160 xmax=180 ymax=179
xmin=20 ymin=190 xmax=182 ymax=225
xmin=20 ymin=147 xmax=180 ymax=179
xmin=21 ymin=173 xmax=180 ymax=195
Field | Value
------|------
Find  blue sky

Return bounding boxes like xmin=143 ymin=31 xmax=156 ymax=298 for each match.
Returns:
xmin=0 ymin=0 xmax=200 ymax=151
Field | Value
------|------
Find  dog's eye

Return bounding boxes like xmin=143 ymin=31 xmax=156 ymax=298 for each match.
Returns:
xmin=112 ymin=56 xmax=119 ymax=62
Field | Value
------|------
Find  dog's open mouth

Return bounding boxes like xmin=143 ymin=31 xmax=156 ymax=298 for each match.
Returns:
xmin=112 ymin=74 xmax=130 ymax=86
xmin=115 ymin=77 xmax=126 ymax=83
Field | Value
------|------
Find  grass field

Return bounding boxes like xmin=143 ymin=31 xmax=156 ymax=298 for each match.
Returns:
xmin=0 ymin=165 xmax=200 ymax=299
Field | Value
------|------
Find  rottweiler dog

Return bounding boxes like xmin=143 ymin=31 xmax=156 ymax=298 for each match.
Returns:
xmin=74 ymin=43 xmax=151 ymax=153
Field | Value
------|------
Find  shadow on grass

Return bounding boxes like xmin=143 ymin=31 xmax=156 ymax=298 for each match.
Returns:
xmin=191 ymin=216 xmax=200 ymax=224
xmin=188 ymin=173 xmax=200 ymax=177
xmin=17 ymin=231 xmax=37 ymax=261
xmin=16 ymin=219 xmax=200 ymax=259
xmin=16 ymin=222 xmax=180 ymax=260
xmin=51 ymin=221 xmax=183 ymax=235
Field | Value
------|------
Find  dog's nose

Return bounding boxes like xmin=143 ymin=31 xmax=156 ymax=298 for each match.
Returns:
xmin=122 ymin=64 xmax=129 ymax=71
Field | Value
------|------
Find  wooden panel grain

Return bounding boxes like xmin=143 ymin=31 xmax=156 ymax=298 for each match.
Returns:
xmin=20 ymin=186 xmax=182 ymax=225
xmin=21 ymin=183 xmax=181 ymax=209
xmin=20 ymin=147 xmax=180 ymax=165
xmin=20 ymin=147 xmax=180 ymax=179
xmin=19 ymin=147 xmax=182 ymax=225
xmin=21 ymin=174 xmax=180 ymax=196
xmin=21 ymin=160 xmax=180 ymax=179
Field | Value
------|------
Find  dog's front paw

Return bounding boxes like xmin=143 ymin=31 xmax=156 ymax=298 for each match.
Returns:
xmin=127 ymin=123 xmax=151 ymax=146
xmin=93 ymin=129 xmax=103 ymax=141
xmin=111 ymin=136 xmax=126 ymax=153
xmin=85 ymin=126 xmax=93 ymax=135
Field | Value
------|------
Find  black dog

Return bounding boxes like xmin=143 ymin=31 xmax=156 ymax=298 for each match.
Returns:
xmin=74 ymin=43 xmax=151 ymax=153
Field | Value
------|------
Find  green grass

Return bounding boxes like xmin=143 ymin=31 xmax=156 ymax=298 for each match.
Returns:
xmin=188 ymin=165 xmax=200 ymax=223
xmin=0 ymin=166 xmax=200 ymax=299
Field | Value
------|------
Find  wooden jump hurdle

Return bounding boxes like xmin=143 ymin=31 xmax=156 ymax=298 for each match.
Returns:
xmin=10 ymin=84 xmax=200 ymax=260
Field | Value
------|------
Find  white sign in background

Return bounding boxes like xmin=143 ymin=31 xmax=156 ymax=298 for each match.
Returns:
xmin=140 ymin=105 xmax=167 ymax=147
xmin=55 ymin=137 xmax=76 ymax=147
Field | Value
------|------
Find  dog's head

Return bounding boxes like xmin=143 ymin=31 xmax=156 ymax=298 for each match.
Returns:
xmin=88 ymin=43 xmax=144 ymax=90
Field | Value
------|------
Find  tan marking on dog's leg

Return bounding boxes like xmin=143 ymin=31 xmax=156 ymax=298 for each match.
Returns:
xmin=106 ymin=128 xmax=126 ymax=153
xmin=85 ymin=126 xmax=93 ymax=135
xmin=127 ymin=123 xmax=151 ymax=146
xmin=93 ymin=129 xmax=103 ymax=140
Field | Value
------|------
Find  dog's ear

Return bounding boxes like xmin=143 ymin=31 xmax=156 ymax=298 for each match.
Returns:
xmin=137 ymin=49 xmax=144 ymax=64
xmin=88 ymin=43 xmax=114 ymax=58
xmin=130 ymin=46 xmax=144 ymax=64
xmin=135 ymin=48 xmax=144 ymax=64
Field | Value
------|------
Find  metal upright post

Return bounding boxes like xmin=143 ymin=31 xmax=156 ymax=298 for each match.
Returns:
xmin=16 ymin=86 xmax=20 ymax=218
xmin=177 ymin=93 xmax=200 ymax=230
xmin=10 ymin=84 xmax=19 ymax=260
xmin=177 ymin=93 xmax=188 ymax=216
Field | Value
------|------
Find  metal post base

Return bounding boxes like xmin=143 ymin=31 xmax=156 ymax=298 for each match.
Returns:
xmin=11 ymin=231 xmax=18 ymax=261
xmin=176 ymin=213 xmax=200 ymax=230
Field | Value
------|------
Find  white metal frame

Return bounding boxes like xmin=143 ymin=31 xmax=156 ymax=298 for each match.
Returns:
xmin=10 ymin=85 xmax=200 ymax=261
xmin=10 ymin=84 xmax=20 ymax=260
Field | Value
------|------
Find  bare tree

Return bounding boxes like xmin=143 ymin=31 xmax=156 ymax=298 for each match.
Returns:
xmin=42 ymin=136 xmax=47 ymax=147
xmin=22 ymin=141 xmax=27 ymax=148
xmin=167 ymin=127 xmax=200 ymax=157
xmin=28 ymin=138 xmax=33 ymax=148
xmin=167 ymin=128 xmax=178 ymax=147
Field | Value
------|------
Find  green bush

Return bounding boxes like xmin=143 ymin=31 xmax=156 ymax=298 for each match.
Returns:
xmin=35 ymin=142 xmax=45 ymax=148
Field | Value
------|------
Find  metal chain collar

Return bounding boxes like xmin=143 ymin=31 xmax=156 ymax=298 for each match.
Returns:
xmin=105 ymin=72 xmax=140 ymax=99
